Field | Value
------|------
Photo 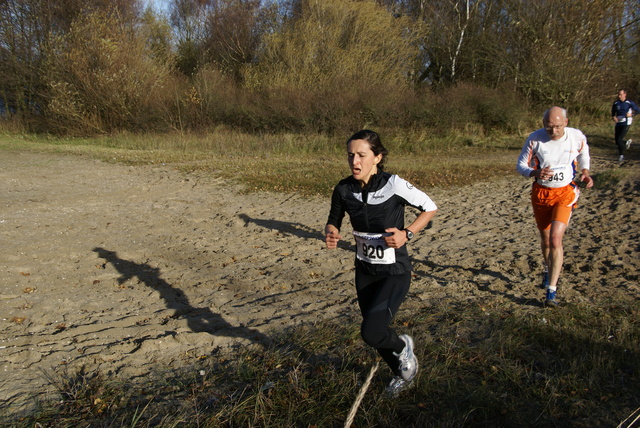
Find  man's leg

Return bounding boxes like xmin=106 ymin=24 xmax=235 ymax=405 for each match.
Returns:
xmin=534 ymin=183 xmax=576 ymax=306
xmin=616 ymin=125 xmax=630 ymax=156
xmin=539 ymin=227 xmax=550 ymax=273
xmin=547 ymin=220 xmax=567 ymax=288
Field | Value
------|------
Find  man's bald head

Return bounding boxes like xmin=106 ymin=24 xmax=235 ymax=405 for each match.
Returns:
xmin=543 ymin=106 xmax=569 ymax=140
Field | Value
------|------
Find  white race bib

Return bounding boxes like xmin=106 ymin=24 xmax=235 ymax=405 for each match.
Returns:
xmin=353 ymin=231 xmax=396 ymax=265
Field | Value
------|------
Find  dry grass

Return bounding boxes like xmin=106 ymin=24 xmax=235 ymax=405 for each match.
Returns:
xmin=4 ymin=300 xmax=639 ymax=427
xmin=1 ymin=127 xmax=638 ymax=427
xmin=0 ymin=129 xmax=525 ymax=196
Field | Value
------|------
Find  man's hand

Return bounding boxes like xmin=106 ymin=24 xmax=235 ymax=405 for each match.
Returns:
xmin=580 ymin=172 xmax=594 ymax=188
xmin=533 ymin=166 xmax=553 ymax=180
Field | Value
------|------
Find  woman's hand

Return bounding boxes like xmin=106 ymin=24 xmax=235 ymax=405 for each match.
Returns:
xmin=325 ymin=226 xmax=342 ymax=249
xmin=383 ymin=228 xmax=408 ymax=249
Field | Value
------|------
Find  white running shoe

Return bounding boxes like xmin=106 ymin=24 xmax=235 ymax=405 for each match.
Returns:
xmin=384 ymin=376 xmax=413 ymax=398
xmin=626 ymin=139 xmax=632 ymax=150
xmin=619 ymin=155 xmax=624 ymax=162
xmin=395 ymin=334 xmax=418 ymax=381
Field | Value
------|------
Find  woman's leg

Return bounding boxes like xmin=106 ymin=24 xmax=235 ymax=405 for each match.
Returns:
xmin=355 ymin=270 xmax=411 ymax=374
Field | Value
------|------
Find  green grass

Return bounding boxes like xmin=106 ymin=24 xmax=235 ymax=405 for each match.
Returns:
xmin=1 ymin=127 xmax=639 ymax=427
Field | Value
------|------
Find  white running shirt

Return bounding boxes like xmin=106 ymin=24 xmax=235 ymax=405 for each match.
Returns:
xmin=516 ymin=127 xmax=590 ymax=189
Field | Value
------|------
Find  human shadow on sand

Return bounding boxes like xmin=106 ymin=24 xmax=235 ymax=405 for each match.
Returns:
xmin=237 ymin=214 xmax=379 ymax=252
xmin=238 ymin=213 xmax=324 ymax=240
xmin=93 ymin=247 xmax=270 ymax=347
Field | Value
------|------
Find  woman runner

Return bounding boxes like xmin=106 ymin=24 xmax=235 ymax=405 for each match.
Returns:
xmin=325 ymin=130 xmax=437 ymax=397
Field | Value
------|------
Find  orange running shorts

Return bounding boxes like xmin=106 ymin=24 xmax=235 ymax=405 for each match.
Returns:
xmin=531 ymin=182 xmax=580 ymax=230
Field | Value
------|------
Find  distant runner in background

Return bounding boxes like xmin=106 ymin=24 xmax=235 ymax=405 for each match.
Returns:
xmin=325 ymin=129 xmax=437 ymax=397
xmin=516 ymin=107 xmax=594 ymax=307
xmin=612 ymin=89 xmax=640 ymax=162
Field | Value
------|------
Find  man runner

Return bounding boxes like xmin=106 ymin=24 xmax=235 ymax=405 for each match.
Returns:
xmin=516 ymin=106 xmax=594 ymax=307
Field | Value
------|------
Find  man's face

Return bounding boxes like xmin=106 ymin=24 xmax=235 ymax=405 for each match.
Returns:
xmin=544 ymin=115 xmax=568 ymax=140
xmin=618 ymin=90 xmax=627 ymax=102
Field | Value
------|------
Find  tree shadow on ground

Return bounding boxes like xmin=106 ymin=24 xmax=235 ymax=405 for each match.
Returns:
xmin=238 ymin=213 xmax=323 ymax=240
xmin=412 ymin=258 xmax=541 ymax=307
xmin=93 ymin=247 xmax=271 ymax=347
xmin=238 ymin=213 xmax=355 ymax=250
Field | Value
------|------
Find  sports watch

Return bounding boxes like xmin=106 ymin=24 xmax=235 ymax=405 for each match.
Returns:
xmin=404 ymin=229 xmax=414 ymax=240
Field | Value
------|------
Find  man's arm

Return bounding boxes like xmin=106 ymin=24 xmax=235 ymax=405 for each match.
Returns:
xmin=516 ymin=138 xmax=536 ymax=178
xmin=577 ymin=133 xmax=592 ymax=188
xmin=580 ymin=169 xmax=594 ymax=188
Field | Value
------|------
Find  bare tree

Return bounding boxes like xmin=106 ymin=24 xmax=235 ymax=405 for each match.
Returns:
xmin=497 ymin=0 xmax=625 ymax=104
xmin=392 ymin=0 xmax=496 ymax=86
xmin=609 ymin=0 xmax=640 ymax=94
xmin=0 ymin=0 xmax=140 ymax=119
xmin=202 ymin=0 xmax=274 ymax=82
xmin=170 ymin=0 xmax=209 ymax=75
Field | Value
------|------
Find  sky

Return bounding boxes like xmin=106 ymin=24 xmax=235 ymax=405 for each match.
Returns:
xmin=141 ymin=0 xmax=170 ymax=14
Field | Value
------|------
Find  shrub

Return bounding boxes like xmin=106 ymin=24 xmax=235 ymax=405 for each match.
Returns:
xmin=244 ymin=0 xmax=424 ymax=91
xmin=426 ymin=83 xmax=529 ymax=135
xmin=43 ymin=10 xmax=174 ymax=135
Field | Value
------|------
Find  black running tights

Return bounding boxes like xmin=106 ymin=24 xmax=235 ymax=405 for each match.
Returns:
xmin=615 ymin=124 xmax=631 ymax=156
xmin=355 ymin=269 xmax=411 ymax=375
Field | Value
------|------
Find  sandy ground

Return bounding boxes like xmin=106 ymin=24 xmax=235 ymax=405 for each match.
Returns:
xmin=1 ymin=149 xmax=639 ymax=417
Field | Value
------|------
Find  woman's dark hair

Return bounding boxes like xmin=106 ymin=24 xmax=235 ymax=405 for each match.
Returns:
xmin=346 ymin=129 xmax=389 ymax=171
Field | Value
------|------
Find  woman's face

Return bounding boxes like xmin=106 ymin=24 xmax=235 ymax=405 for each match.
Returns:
xmin=347 ymin=139 xmax=382 ymax=186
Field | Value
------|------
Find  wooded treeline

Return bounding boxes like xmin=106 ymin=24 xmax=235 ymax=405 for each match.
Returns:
xmin=1 ymin=0 xmax=639 ymax=136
